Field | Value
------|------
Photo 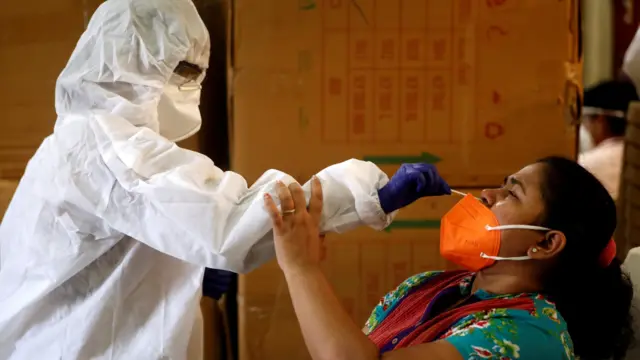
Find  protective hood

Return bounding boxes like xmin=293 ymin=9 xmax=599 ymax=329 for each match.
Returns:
xmin=54 ymin=0 xmax=210 ymax=141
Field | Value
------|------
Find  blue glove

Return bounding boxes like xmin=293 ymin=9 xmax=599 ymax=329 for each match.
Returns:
xmin=202 ymin=268 xmax=234 ymax=300
xmin=377 ymin=163 xmax=451 ymax=214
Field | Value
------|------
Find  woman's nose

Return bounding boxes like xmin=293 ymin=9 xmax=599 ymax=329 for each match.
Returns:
xmin=481 ymin=188 xmax=503 ymax=207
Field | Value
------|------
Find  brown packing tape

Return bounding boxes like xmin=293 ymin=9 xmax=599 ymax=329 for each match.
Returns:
xmin=562 ymin=0 xmax=583 ymax=129
xmin=567 ymin=0 xmax=582 ymax=64
xmin=562 ymin=62 xmax=583 ymax=126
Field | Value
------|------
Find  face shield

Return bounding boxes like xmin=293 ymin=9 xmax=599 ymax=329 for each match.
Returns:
xmin=157 ymin=61 xmax=205 ymax=142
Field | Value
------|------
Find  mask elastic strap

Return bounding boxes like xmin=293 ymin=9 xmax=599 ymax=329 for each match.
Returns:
xmin=480 ymin=252 xmax=531 ymax=261
xmin=485 ymin=224 xmax=550 ymax=231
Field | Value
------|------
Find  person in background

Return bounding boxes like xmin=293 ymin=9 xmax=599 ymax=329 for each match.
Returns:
xmin=0 ymin=0 xmax=451 ymax=359
xmin=265 ymin=157 xmax=633 ymax=360
xmin=578 ymin=80 xmax=638 ymax=200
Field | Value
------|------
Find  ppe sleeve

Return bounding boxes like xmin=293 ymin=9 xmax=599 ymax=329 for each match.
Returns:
xmin=91 ymin=117 xmax=394 ymax=273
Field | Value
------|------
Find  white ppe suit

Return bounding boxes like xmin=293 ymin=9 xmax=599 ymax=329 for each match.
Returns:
xmin=0 ymin=0 xmax=394 ymax=359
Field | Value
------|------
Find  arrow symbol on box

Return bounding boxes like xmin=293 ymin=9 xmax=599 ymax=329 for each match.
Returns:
xmin=364 ymin=152 xmax=442 ymax=165
xmin=299 ymin=0 xmax=316 ymax=10
xmin=384 ymin=219 xmax=441 ymax=232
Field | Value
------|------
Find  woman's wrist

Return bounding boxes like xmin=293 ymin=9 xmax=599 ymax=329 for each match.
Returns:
xmin=282 ymin=263 xmax=323 ymax=281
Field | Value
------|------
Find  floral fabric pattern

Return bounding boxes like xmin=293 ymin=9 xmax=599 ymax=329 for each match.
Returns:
xmin=365 ymin=271 xmax=575 ymax=360
xmin=363 ymin=271 xmax=442 ymax=334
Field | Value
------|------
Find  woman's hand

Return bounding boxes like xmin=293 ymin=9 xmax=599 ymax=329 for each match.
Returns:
xmin=264 ymin=177 xmax=325 ymax=275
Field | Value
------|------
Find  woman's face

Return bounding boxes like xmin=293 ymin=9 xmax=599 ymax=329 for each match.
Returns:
xmin=481 ymin=162 xmax=547 ymax=258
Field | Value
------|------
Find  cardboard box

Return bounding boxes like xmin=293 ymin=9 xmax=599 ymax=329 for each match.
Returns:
xmin=229 ymin=0 xmax=577 ymax=188
xmin=230 ymin=1 xmax=579 ymax=359
xmin=237 ymin=191 xmax=478 ymax=360
xmin=0 ymin=1 xmax=105 ymax=180
xmin=0 ymin=180 xmax=18 ymax=220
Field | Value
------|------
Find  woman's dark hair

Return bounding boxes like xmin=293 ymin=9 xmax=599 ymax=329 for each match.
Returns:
xmin=536 ymin=156 xmax=634 ymax=359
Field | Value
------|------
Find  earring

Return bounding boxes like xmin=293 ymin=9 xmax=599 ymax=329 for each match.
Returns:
xmin=531 ymin=248 xmax=539 ymax=253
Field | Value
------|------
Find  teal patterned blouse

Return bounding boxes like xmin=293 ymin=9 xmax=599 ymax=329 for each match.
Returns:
xmin=363 ymin=271 xmax=575 ymax=359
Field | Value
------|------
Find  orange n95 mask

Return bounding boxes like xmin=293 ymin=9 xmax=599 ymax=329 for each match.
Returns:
xmin=440 ymin=194 xmax=549 ymax=272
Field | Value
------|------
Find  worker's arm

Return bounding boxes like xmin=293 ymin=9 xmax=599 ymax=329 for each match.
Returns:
xmin=90 ymin=115 xmax=394 ymax=273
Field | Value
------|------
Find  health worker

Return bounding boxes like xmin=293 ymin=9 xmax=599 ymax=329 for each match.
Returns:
xmin=0 ymin=0 xmax=450 ymax=359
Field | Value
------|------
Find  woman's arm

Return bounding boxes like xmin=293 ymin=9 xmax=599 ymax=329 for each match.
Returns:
xmin=264 ymin=180 xmax=463 ymax=360
xmin=285 ymin=267 xmax=379 ymax=360
xmin=284 ymin=267 xmax=463 ymax=360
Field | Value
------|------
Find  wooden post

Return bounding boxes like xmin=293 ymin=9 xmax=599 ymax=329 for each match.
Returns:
xmin=616 ymin=101 xmax=640 ymax=260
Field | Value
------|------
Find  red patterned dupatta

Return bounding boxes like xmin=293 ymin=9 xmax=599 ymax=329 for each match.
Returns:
xmin=368 ymin=271 xmax=536 ymax=351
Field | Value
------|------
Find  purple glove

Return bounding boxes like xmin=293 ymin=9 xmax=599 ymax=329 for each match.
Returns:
xmin=377 ymin=163 xmax=451 ymax=214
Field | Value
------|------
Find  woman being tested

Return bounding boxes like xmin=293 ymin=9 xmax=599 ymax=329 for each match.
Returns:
xmin=266 ymin=157 xmax=633 ymax=360
xmin=0 ymin=0 xmax=450 ymax=359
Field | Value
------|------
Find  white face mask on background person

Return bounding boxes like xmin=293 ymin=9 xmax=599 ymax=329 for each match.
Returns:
xmin=579 ymin=124 xmax=595 ymax=153
xmin=157 ymin=74 xmax=203 ymax=142
xmin=578 ymin=107 xmax=626 ymax=154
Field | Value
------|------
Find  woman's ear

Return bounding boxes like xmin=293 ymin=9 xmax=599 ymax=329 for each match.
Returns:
xmin=529 ymin=231 xmax=566 ymax=260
